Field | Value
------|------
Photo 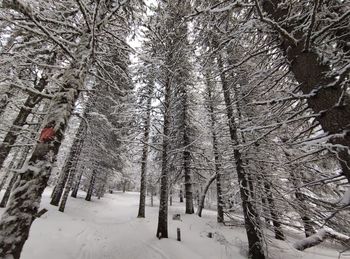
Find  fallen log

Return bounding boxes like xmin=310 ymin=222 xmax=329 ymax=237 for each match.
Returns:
xmin=294 ymin=228 xmax=350 ymax=251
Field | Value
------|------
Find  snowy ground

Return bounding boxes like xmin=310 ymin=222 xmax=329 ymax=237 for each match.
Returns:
xmin=0 ymin=189 xmax=343 ymax=259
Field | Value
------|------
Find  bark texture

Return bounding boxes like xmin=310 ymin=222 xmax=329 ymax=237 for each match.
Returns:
xmin=156 ymin=75 xmax=171 ymax=239
xmin=137 ymin=82 xmax=153 ymax=218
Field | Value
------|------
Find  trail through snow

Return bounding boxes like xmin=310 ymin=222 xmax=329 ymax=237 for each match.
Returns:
xmin=0 ymin=189 xmax=342 ymax=259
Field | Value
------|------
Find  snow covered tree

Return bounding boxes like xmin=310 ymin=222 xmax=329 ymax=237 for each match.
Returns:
xmin=136 ymin=52 xmax=156 ymax=218
xmin=257 ymin=0 xmax=350 ymax=183
xmin=0 ymin=0 xmax=141 ymax=257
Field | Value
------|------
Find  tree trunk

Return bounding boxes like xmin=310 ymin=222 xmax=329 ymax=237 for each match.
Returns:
xmin=122 ymin=180 xmax=127 ymax=193
xmin=263 ymin=180 xmax=285 ymax=240
xmin=217 ymin=53 xmax=265 ymax=259
xmin=215 ymin=161 xmax=224 ymax=222
xmin=85 ymin=169 xmax=97 ymax=202
xmin=183 ymin=149 xmax=194 ymax=213
xmin=169 ymin=188 xmax=173 ymax=206
xmin=50 ymin=166 xmax=70 ymax=206
xmin=300 ymin=215 xmax=316 ymax=238
xmin=294 ymin=228 xmax=350 ymax=251
xmin=58 ymin=170 xmax=75 ymax=212
xmin=261 ymin=196 xmax=271 ymax=225
xmin=197 ymin=174 xmax=216 ymax=217
xmin=183 ymin=89 xmax=194 ymax=214
xmin=97 ymin=181 xmax=105 ymax=199
xmin=51 ymin=121 xmax=86 ymax=206
xmin=179 ymin=189 xmax=184 ymax=202
xmin=71 ymin=170 xmax=83 ymax=198
xmin=156 ymin=74 xmax=171 ymax=239
xmin=97 ymin=172 xmax=108 ymax=199
xmin=58 ymin=124 xmax=86 ymax=212
xmin=138 ymin=82 xmax=153 ymax=218
xmin=283 ymin=148 xmax=316 ymax=238
xmin=205 ymin=73 xmax=224 ymax=222
xmin=291 ymin=169 xmax=315 ymax=236
xmin=150 ymin=186 xmax=154 ymax=207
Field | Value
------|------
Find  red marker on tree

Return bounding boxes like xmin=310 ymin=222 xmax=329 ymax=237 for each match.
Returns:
xmin=39 ymin=124 xmax=55 ymax=143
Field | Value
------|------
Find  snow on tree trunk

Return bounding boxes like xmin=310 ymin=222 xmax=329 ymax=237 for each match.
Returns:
xmin=59 ymin=169 xmax=75 ymax=212
xmin=294 ymin=228 xmax=350 ymax=251
xmin=294 ymin=229 xmax=328 ymax=251
xmin=138 ymin=82 xmax=153 ymax=218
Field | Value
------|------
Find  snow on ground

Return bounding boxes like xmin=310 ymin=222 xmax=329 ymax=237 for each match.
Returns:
xmin=0 ymin=189 xmax=343 ymax=259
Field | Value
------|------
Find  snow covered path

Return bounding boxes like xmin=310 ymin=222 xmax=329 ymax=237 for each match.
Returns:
xmin=20 ymin=190 xmax=245 ymax=259
xmin=0 ymin=189 xmax=342 ymax=259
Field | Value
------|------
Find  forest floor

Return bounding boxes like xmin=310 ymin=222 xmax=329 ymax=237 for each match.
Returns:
xmin=0 ymin=189 xmax=344 ymax=259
